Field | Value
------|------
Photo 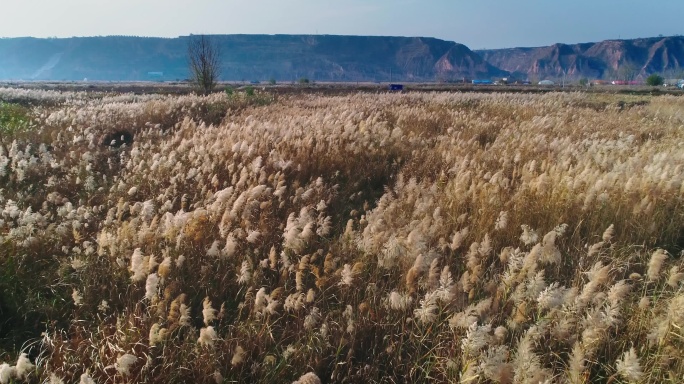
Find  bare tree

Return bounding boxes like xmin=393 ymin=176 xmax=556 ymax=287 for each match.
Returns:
xmin=617 ymin=62 xmax=639 ymax=81
xmin=188 ymin=35 xmax=221 ymax=94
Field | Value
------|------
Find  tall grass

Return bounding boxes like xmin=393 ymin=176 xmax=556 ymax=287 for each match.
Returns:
xmin=0 ymin=88 xmax=682 ymax=383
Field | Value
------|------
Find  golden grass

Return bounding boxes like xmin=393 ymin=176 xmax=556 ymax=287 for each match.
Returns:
xmin=0 ymin=88 xmax=682 ymax=383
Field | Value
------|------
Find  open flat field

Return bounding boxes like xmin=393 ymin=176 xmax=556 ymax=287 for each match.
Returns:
xmin=0 ymin=87 xmax=683 ymax=383
xmin=3 ymin=81 xmax=684 ymax=98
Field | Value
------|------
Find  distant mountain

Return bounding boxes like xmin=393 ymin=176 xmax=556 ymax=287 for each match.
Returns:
xmin=0 ymin=35 xmax=506 ymax=82
xmin=477 ymin=36 xmax=684 ymax=81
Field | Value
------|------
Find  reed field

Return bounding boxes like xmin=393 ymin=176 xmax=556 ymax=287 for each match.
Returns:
xmin=0 ymin=87 xmax=682 ymax=383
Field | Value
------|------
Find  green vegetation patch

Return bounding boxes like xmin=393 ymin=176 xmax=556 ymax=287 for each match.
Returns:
xmin=0 ymin=102 xmax=33 ymax=136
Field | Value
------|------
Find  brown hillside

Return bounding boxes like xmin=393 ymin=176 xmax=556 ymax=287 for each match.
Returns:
xmin=478 ymin=36 xmax=684 ymax=80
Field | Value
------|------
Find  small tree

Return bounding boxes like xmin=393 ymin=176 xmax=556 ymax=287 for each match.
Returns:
xmin=188 ymin=35 xmax=221 ymax=94
xmin=646 ymin=74 xmax=664 ymax=86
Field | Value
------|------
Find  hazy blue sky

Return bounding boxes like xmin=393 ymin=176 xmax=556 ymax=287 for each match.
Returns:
xmin=2 ymin=0 xmax=682 ymax=48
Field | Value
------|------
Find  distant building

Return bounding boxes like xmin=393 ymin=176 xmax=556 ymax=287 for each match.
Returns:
xmin=495 ymin=77 xmax=514 ymax=85
xmin=389 ymin=84 xmax=404 ymax=91
xmin=472 ymin=79 xmax=493 ymax=85
xmin=538 ymin=80 xmax=555 ymax=85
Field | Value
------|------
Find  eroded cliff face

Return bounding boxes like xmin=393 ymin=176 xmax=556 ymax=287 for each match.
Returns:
xmin=435 ymin=43 xmax=506 ymax=80
xmin=0 ymin=34 xmax=507 ymax=82
xmin=477 ymin=36 xmax=684 ymax=80
xmin=3 ymin=34 xmax=681 ymax=83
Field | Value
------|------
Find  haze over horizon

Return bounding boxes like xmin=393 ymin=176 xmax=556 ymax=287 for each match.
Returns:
xmin=2 ymin=0 xmax=682 ymax=49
